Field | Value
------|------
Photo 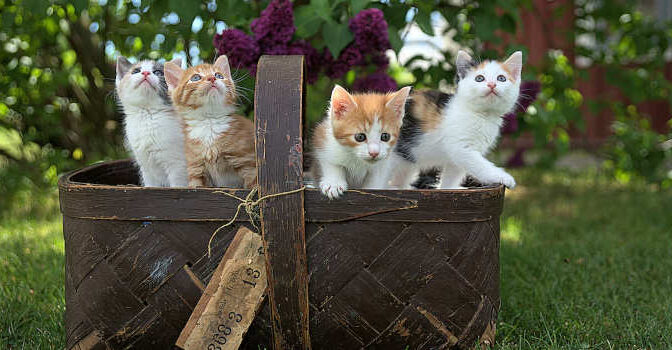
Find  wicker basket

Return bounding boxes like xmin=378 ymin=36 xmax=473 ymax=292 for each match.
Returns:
xmin=59 ymin=56 xmax=504 ymax=350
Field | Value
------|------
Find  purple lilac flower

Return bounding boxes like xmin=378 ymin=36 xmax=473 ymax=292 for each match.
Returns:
xmin=370 ymin=53 xmax=390 ymax=71
xmin=349 ymin=8 xmax=390 ymax=54
xmin=213 ymin=29 xmax=260 ymax=72
xmin=501 ymin=80 xmax=541 ymax=134
xmin=506 ymin=147 xmax=526 ymax=168
xmin=501 ymin=113 xmax=519 ymax=134
xmin=352 ymin=72 xmax=397 ymax=93
xmin=251 ymin=0 xmax=295 ymax=50
xmin=264 ymin=45 xmax=290 ymax=55
xmin=516 ymin=80 xmax=542 ymax=112
xmin=288 ymin=40 xmax=321 ymax=83
xmin=326 ymin=45 xmax=364 ymax=79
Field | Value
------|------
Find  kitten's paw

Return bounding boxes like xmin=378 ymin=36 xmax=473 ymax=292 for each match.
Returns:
xmin=480 ymin=169 xmax=516 ymax=189
xmin=320 ymin=180 xmax=347 ymax=199
xmin=500 ymin=172 xmax=516 ymax=189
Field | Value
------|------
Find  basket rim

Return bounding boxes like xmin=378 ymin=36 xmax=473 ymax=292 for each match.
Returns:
xmin=59 ymin=159 xmax=505 ymax=194
xmin=58 ymin=160 xmax=505 ymax=223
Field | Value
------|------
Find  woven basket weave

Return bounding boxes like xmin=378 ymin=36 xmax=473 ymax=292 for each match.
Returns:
xmin=59 ymin=56 xmax=503 ymax=350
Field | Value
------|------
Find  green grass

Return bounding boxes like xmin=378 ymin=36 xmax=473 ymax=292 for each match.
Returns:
xmin=496 ymin=170 xmax=672 ymax=349
xmin=0 ymin=190 xmax=65 ymax=349
xmin=1 ymin=169 xmax=671 ymax=349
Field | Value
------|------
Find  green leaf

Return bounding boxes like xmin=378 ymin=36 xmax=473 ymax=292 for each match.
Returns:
xmin=350 ymin=0 xmax=370 ymax=14
xmin=500 ymin=13 xmax=517 ymax=34
xmin=383 ymin=4 xmax=410 ymax=28
xmin=388 ymin=25 xmax=403 ymax=53
xmin=323 ymin=22 xmax=353 ymax=57
xmin=71 ymin=0 xmax=89 ymax=13
xmin=415 ymin=10 xmax=433 ymax=36
xmin=169 ymin=0 xmax=200 ymax=25
xmin=22 ymin=0 xmax=50 ymax=15
xmin=295 ymin=5 xmax=323 ymax=38
xmin=473 ymin=10 xmax=498 ymax=40
xmin=312 ymin=0 xmax=333 ymax=22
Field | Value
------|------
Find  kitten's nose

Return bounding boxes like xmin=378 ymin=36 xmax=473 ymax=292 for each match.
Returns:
xmin=368 ymin=143 xmax=380 ymax=158
xmin=487 ymin=82 xmax=496 ymax=89
xmin=142 ymin=71 xmax=150 ymax=77
xmin=207 ymin=76 xmax=216 ymax=83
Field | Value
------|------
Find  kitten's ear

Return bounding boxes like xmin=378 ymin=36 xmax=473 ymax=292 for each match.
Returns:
xmin=164 ymin=61 xmax=184 ymax=91
xmin=503 ymin=51 xmax=523 ymax=81
xmin=214 ymin=55 xmax=232 ymax=80
xmin=330 ymin=85 xmax=357 ymax=120
xmin=386 ymin=86 xmax=412 ymax=119
xmin=167 ymin=57 xmax=182 ymax=69
xmin=455 ymin=50 xmax=474 ymax=79
xmin=116 ymin=56 xmax=132 ymax=80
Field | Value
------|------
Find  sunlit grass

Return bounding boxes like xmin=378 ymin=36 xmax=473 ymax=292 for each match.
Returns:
xmin=501 ymin=217 xmax=522 ymax=244
xmin=0 ymin=188 xmax=65 ymax=349
xmin=1 ymin=168 xmax=671 ymax=349
xmin=496 ymin=168 xmax=672 ymax=349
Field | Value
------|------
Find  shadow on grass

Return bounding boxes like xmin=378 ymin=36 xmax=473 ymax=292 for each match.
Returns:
xmin=495 ymin=169 xmax=672 ymax=349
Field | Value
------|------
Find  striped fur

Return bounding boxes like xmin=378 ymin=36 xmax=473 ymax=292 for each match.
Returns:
xmin=164 ymin=55 xmax=256 ymax=188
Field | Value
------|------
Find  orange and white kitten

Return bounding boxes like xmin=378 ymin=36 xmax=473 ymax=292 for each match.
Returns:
xmin=311 ymin=85 xmax=411 ymax=199
xmin=164 ymin=55 xmax=256 ymax=188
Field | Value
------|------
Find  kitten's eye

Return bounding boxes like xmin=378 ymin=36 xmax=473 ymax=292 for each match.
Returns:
xmin=380 ymin=133 xmax=390 ymax=142
xmin=214 ymin=72 xmax=224 ymax=79
xmin=475 ymin=75 xmax=485 ymax=82
xmin=354 ymin=133 xmax=367 ymax=142
xmin=132 ymin=68 xmax=141 ymax=74
xmin=190 ymin=74 xmax=201 ymax=82
xmin=153 ymin=69 xmax=163 ymax=76
xmin=497 ymin=75 xmax=507 ymax=82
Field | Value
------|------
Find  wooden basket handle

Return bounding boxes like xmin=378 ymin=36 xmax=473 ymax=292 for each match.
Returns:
xmin=254 ymin=55 xmax=311 ymax=349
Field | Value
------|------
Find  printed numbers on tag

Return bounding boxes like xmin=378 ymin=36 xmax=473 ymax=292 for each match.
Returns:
xmin=207 ymin=324 xmax=231 ymax=349
xmin=229 ymin=312 xmax=243 ymax=323
xmin=242 ymin=268 xmax=261 ymax=287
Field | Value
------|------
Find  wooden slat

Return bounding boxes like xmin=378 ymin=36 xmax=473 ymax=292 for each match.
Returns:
xmin=304 ymin=188 xmax=504 ymax=223
xmin=59 ymin=175 xmax=504 ymax=223
xmin=254 ymin=55 xmax=311 ymax=349
xmin=177 ymin=227 xmax=267 ymax=350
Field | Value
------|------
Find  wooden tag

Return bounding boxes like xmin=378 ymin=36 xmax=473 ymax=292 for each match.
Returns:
xmin=176 ymin=226 xmax=267 ymax=350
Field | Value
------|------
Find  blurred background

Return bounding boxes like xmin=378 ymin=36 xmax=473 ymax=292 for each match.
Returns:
xmin=1 ymin=0 xmax=671 ymax=348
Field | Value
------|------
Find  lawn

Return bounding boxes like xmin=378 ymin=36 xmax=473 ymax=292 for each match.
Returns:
xmin=1 ymin=169 xmax=671 ymax=349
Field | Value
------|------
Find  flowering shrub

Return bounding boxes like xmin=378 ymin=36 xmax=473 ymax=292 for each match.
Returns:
xmin=213 ymin=0 xmax=393 ymax=88
xmin=502 ymin=81 xmax=542 ymax=135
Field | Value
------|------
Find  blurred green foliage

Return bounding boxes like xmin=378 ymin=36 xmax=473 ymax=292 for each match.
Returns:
xmin=605 ymin=104 xmax=672 ymax=188
xmin=0 ymin=0 xmax=671 ymax=207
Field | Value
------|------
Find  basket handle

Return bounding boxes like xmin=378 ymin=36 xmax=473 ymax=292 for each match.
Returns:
xmin=254 ymin=55 xmax=311 ymax=349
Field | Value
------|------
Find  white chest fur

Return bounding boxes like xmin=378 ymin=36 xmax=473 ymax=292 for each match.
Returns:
xmin=122 ymin=105 xmax=187 ymax=187
xmin=322 ymin=136 xmax=376 ymax=186
xmin=186 ymin=118 xmax=231 ymax=162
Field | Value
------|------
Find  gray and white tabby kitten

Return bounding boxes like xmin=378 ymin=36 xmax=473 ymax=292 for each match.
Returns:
xmin=115 ymin=57 xmax=188 ymax=187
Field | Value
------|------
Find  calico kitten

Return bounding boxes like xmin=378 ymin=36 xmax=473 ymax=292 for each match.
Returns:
xmin=390 ymin=51 xmax=522 ymax=189
xmin=312 ymin=85 xmax=411 ymax=199
xmin=115 ymin=56 xmax=188 ymax=187
xmin=164 ymin=55 xmax=257 ymax=188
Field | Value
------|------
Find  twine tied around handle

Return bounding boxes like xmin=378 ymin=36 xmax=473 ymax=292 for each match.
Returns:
xmin=208 ymin=186 xmax=306 ymax=257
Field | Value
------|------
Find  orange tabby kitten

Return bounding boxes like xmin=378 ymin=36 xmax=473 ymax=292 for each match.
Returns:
xmin=311 ymin=85 xmax=411 ymax=199
xmin=164 ymin=55 xmax=256 ymax=188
